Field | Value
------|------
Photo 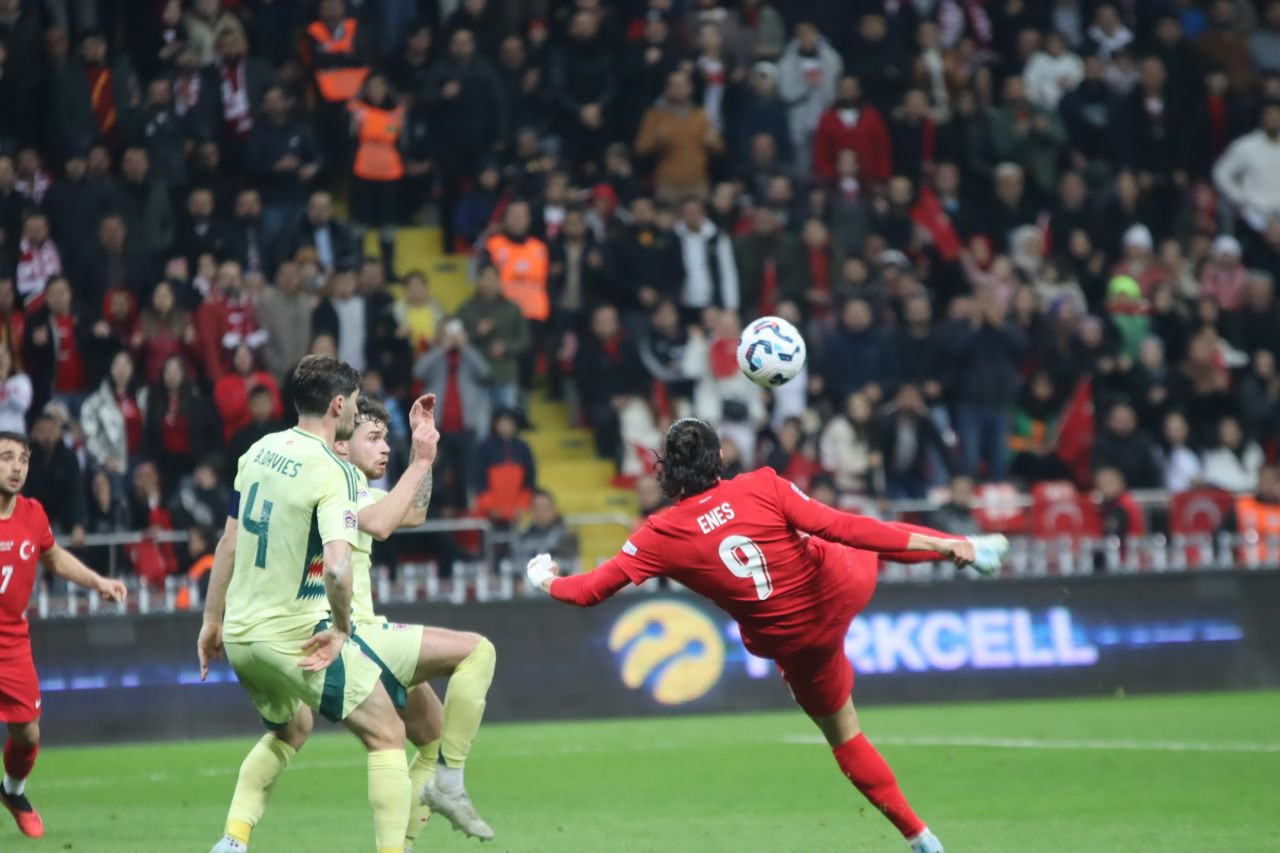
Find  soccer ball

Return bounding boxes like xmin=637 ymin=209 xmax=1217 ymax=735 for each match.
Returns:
xmin=737 ymin=316 xmax=807 ymax=387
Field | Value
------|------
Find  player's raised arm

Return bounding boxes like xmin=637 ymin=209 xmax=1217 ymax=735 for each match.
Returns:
xmin=526 ymin=554 xmax=630 ymax=606
xmin=769 ymin=471 xmax=977 ymax=565
xmin=357 ymin=394 xmax=439 ymax=539
xmin=40 ymin=544 xmax=127 ymax=602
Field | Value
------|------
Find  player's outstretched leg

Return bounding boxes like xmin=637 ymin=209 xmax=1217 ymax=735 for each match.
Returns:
xmin=2 ymin=720 xmax=43 ymax=838
xmin=813 ymin=699 xmax=943 ymax=853
xmin=881 ymin=522 xmax=1008 ymax=575
xmin=401 ymin=683 xmax=444 ymax=851
xmin=210 ymin=707 xmax=312 ymax=852
xmin=414 ymin=629 xmax=496 ymax=841
xmin=344 ymin=683 xmax=412 ymax=853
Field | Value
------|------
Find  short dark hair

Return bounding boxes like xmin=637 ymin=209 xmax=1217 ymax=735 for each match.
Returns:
xmin=356 ymin=395 xmax=390 ymax=428
xmin=0 ymin=431 xmax=28 ymax=451
xmin=655 ymin=418 xmax=723 ymax=500
xmin=292 ymin=355 xmax=360 ymax=418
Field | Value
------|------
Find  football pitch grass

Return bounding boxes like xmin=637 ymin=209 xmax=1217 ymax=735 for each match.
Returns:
xmin=14 ymin=690 xmax=1279 ymax=852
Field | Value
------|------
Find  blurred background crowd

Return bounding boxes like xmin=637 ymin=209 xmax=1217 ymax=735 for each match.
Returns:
xmin=3 ymin=0 xmax=1280 ymax=582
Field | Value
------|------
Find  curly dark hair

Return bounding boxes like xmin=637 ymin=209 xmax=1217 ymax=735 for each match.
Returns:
xmin=655 ymin=418 xmax=723 ymax=500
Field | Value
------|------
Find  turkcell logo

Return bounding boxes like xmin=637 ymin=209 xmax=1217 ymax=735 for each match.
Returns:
xmin=845 ymin=607 xmax=1098 ymax=673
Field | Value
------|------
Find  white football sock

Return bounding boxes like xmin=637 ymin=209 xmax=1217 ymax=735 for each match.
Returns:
xmin=436 ymin=765 xmax=464 ymax=792
xmin=3 ymin=773 xmax=26 ymax=796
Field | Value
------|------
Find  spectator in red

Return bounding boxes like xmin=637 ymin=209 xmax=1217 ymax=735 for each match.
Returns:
xmin=15 ymin=212 xmax=60 ymax=309
xmin=24 ymin=275 xmax=96 ymax=416
xmin=81 ymin=350 xmax=143 ymax=478
xmin=1200 ymin=234 xmax=1248 ymax=312
xmin=1111 ymin=224 xmax=1166 ymax=296
xmin=812 ymin=75 xmax=891 ymax=184
xmin=142 ymin=355 xmax=221 ymax=493
xmin=213 ymin=343 xmax=283 ymax=442
xmin=766 ymin=416 xmax=821 ymax=493
xmin=133 ymin=280 xmax=196 ymax=385
xmin=0 ymin=278 xmax=25 ymax=366
xmin=194 ymin=259 xmax=266 ymax=381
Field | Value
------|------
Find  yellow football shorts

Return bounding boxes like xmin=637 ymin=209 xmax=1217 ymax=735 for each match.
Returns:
xmin=352 ymin=620 xmax=426 ymax=708
xmin=225 ymin=628 xmax=384 ymax=728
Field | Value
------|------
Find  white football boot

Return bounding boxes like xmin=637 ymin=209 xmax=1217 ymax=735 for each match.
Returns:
xmin=209 ymin=836 xmax=247 ymax=853
xmin=966 ymin=534 xmax=1010 ymax=575
xmin=907 ymin=827 xmax=945 ymax=853
xmin=419 ymin=778 xmax=495 ymax=841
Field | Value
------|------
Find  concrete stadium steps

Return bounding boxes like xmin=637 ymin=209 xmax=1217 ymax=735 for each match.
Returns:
xmin=577 ymin=522 xmax=630 ymax=567
xmin=521 ymin=391 xmax=634 ymax=567
xmin=524 ymin=428 xmax=596 ymax=462
xmin=363 ymin=227 xmax=475 ymax=313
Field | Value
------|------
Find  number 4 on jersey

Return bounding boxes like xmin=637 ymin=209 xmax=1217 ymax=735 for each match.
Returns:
xmin=243 ymin=482 xmax=273 ymax=569
xmin=719 ymin=535 xmax=773 ymax=600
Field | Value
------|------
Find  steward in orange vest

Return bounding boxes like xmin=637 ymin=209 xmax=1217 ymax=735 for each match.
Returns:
xmin=481 ymin=201 xmax=550 ymax=322
xmin=303 ymin=0 xmax=369 ymax=104
xmin=349 ymin=94 xmax=405 ymax=182
xmin=1236 ymin=465 xmax=1280 ymax=566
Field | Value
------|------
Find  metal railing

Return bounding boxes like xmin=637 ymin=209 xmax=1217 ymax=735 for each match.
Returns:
xmin=28 ymin=500 xmax=1278 ymax=619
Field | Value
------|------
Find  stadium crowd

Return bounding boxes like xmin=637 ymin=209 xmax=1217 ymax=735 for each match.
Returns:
xmin=3 ymin=0 xmax=1280 ymax=580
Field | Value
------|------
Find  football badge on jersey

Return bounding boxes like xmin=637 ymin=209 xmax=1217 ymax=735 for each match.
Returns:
xmin=344 ymin=510 xmax=358 ymax=529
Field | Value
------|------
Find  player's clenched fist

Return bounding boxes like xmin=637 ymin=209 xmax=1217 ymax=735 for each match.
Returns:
xmin=526 ymin=553 xmax=559 ymax=593
xmin=95 ymin=577 xmax=128 ymax=602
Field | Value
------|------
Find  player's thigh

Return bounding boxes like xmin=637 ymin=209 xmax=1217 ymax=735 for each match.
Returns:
xmin=274 ymin=705 xmax=315 ymax=752
xmin=0 ymin=652 xmax=42 ymax=734
xmin=776 ymin=643 xmax=857 ymax=723
xmin=342 ymin=680 xmax=406 ymax=752
xmin=411 ymin=627 xmax=485 ymax=682
xmin=400 ymin=682 xmax=443 ymax=748
xmin=224 ymin=641 xmax=306 ymax=731
xmin=352 ymin=621 xmax=423 ymax=701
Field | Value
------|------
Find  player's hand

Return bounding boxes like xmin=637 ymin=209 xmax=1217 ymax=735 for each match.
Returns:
xmin=526 ymin=553 xmax=560 ymax=593
xmin=410 ymin=411 xmax=441 ymax=465
xmin=96 ymin=576 xmax=128 ymax=603
xmin=937 ymin=538 xmax=976 ymax=567
xmin=408 ymin=393 xmax=436 ymax=431
xmin=299 ymin=628 xmax=347 ymax=672
xmin=197 ymin=621 xmax=223 ymax=682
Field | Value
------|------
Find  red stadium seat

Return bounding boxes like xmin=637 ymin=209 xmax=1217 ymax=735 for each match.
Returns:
xmin=971 ymin=482 xmax=1029 ymax=533
xmin=1169 ymin=488 xmax=1234 ymax=535
xmin=1030 ymin=481 xmax=1101 ymax=538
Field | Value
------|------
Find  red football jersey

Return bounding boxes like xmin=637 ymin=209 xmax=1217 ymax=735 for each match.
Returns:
xmin=612 ymin=468 xmax=910 ymax=657
xmin=0 ymin=497 xmax=56 ymax=646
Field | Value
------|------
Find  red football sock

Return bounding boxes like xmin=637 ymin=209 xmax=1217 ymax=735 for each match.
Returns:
xmin=3 ymin=738 xmax=37 ymax=783
xmin=879 ymin=521 xmax=963 ymax=564
xmin=832 ymin=733 xmax=926 ymax=838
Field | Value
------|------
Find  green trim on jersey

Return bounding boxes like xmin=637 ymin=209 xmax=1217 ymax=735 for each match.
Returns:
xmin=319 ymin=648 xmax=348 ymax=722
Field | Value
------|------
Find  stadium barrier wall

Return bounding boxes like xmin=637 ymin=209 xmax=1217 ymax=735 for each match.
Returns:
xmin=32 ymin=572 xmax=1280 ymax=744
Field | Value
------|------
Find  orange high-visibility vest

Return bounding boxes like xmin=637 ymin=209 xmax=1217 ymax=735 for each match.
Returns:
xmin=307 ymin=18 xmax=369 ymax=102
xmin=349 ymin=101 xmax=405 ymax=181
xmin=484 ymin=233 xmax=550 ymax=321
xmin=1236 ymin=495 xmax=1280 ymax=566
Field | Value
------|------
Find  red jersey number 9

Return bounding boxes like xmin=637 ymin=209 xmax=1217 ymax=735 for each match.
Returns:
xmin=718 ymin=535 xmax=773 ymax=600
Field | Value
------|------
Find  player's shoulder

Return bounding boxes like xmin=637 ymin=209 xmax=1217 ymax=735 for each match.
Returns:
xmin=12 ymin=495 xmax=49 ymax=522
xmin=726 ymin=467 xmax=783 ymax=494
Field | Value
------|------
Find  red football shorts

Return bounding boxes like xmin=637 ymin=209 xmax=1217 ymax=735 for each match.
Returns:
xmin=774 ymin=545 xmax=879 ymax=717
xmin=0 ymin=645 xmax=41 ymax=723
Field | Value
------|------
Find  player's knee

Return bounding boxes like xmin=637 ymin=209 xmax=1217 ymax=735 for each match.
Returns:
xmin=402 ymin=712 xmax=438 ymax=748
xmin=461 ymin=634 xmax=495 ymax=672
xmin=10 ymin=721 xmax=39 ymax=747
xmin=370 ymin=714 xmax=406 ymax=751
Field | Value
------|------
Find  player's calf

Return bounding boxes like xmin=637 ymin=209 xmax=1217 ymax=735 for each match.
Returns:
xmin=2 ymin=721 xmax=43 ymax=838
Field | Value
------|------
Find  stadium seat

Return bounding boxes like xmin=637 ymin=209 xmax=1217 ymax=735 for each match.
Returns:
xmin=972 ymin=482 xmax=1029 ymax=534
xmin=1169 ymin=488 xmax=1234 ymax=535
xmin=1029 ymin=481 xmax=1101 ymax=539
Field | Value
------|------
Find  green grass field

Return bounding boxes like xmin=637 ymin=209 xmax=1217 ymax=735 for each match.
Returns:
xmin=11 ymin=691 xmax=1279 ymax=852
